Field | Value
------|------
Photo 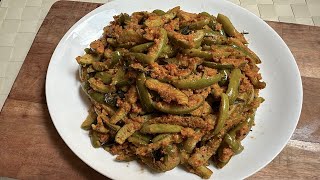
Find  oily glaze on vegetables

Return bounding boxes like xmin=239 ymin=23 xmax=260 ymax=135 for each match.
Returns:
xmin=76 ymin=6 xmax=265 ymax=179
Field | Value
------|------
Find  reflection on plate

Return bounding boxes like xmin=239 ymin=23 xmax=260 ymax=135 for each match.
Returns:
xmin=46 ymin=0 xmax=303 ymax=179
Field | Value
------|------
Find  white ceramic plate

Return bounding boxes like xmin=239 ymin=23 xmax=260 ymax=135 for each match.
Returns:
xmin=46 ymin=0 xmax=303 ymax=179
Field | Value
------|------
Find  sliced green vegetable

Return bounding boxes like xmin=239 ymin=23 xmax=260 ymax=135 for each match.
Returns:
xmin=115 ymin=123 xmax=139 ymax=144
xmin=140 ymin=124 xmax=183 ymax=134
xmin=226 ymin=68 xmax=242 ymax=104
xmin=171 ymin=74 xmax=223 ymax=90
xmin=153 ymin=94 xmax=204 ymax=115
xmin=213 ymin=93 xmax=229 ymax=135
xmin=136 ymin=73 xmax=154 ymax=112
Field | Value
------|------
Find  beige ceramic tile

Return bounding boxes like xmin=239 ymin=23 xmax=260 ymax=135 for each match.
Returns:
xmin=21 ymin=7 xmax=41 ymax=20
xmin=39 ymin=7 xmax=50 ymax=20
xmin=0 ymin=94 xmax=8 ymax=111
xmin=0 ymin=0 xmax=10 ymax=7
xmin=292 ymin=0 xmax=306 ymax=4
xmin=0 ymin=76 xmax=16 ymax=95
xmin=14 ymin=32 xmax=35 ymax=48
xmin=273 ymin=0 xmax=291 ymax=4
xmin=18 ymin=20 xmax=39 ymax=33
xmin=295 ymin=17 xmax=314 ymax=25
xmin=261 ymin=16 xmax=279 ymax=21
xmin=227 ymin=0 xmax=241 ymax=5
xmin=0 ymin=20 xmax=20 ymax=33
xmin=291 ymin=4 xmax=311 ymax=17
xmin=37 ymin=19 xmax=44 ymax=30
xmin=0 ymin=62 xmax=9 ymax=77
xmin=257 ymin=0 xmax=273 ymax=4
xmin=0 ymin=8 xmax=7 ymax=20
xmin=258 ymin=4 xmax=276 ymax=18
xmin=0 ymin=77 xmax=4 ymax=93
xmin=275 ymin=4 xmax=294 ymax=16
xmin=5 ymin=61 xmax=23 ymax=78
xmin=2 ymin=0 xmax=27 ymax=8
xmin=308 ymin=4 xmax=320 ymax=16
xmin=11 ymin=46 xmax=30 ymax=60
xmin=306 ymin=0 xmax=320 ymax=4
xmin=41 ymin=0 xmax=58 ymax=9
xmin=10 ymin=57 xmax=26 ymax=62
xmin=0 ymin=46 xmax=13 ymax=62
xmin=26 ymin=0 xmax=43 ymax=7
xmin=242 ymin=4 xmax=261 ymax=17
xmin=279 ymin=16 xmax=297 ymax=23
xmin=0 ymin=77 xmax=5 ymax=94
xmin=42 ymin=0 xmax=58 ymax=3
xmin=273 ymin=0 xmax=306 ymax=4
xmin=240 ymin=0 xmax=258 ymax=5
xmin=312 ymin=16 xmax=320 ymax=26
xmin=0 ymin=33 xmax=16 ymax=46
xmin=5 ymin=7 xmax=23 ymax=20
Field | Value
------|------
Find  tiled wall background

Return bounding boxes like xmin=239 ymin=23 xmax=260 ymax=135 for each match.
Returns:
xmin=0 ymin=0 xmax=319 ymax=110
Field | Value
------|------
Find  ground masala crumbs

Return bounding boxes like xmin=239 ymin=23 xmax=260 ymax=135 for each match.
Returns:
xmin=76 ymin=6 xmax=265 ymax=179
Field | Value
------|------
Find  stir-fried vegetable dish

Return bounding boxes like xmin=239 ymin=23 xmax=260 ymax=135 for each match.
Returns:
xmin=76 ymin=6 xmax=265 ymax=179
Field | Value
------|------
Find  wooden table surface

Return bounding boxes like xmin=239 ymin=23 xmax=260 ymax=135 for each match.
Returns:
xmin=0 ymin=1 xmax=319 ymax=179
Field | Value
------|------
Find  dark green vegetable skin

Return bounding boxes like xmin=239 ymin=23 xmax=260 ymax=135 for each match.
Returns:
xmin=226 ymin=68 xmax=242 ymax=104
xmin=171 ymin=74 xmax=223 ymax=89
xmin=127 ymin=28 xmax=167 ymax=64
xmin=136 ymin=73 xmax=154 ymax=112
xmin=213 ymin=93 xmax=229 ymax=135
xmin=77 ymin=8 xmax=265 ymax=179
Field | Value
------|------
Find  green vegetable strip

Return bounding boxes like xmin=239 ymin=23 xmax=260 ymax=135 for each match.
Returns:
xmin=217 ymin=13 xmax=247 ymax=44
xmin=130 ymin=42 xmax=154 ymax=53
xmin=132 ymin=132 xmax=152 ymax=143
xmin=88 ymin=91 xmax=105 ymax=104
xmin=183 ymin=129 xmax=203 ymax=153
xmin=81 ymin=108 xmax=97 ymax=130
xmin=194 ymin=166 xmax=213 ymax=179
xmin=153 ymin=95 xmax=204 ymax=114
xmin=226 ymin=68 xmax=242 ymax=104
xmin=110 ymin=104 xmax=130 ymax=124
xmin=115 ymin=123 xmax=139 ymax=144
xmin=140 ymin=124 xmax=183 ymax=134
xmin=188 ymin=136 xmax=222 ymax=167
xmin=90 ymin=130 xmax=101 ymax=148
xmin=168 ymin=30 xmax=205 ymax=49
xmin=171 ymin=74 xmax=223 ymax=89
xmin=217 ymin=13 xmax=238 ymax=37
xmin=94 ymin=72 xmax=112 ymax=84
xmin=152 ymin=134 xmax=170 ymax=143
xmin=213 ymin=93 xmax=229 ymax=135
xmin=182 ymin=48 xmax=212 ymax=60
xmin=181 ymin=18 xmax=210 ymax=30
xmin=202 ymin=61 xmax=234 ymax=69
xmin=127 ymin=28 xmax=167 ymax=64
xmin=76 ymin=8 xmax=265 ymax=179
xmin=128 ymin=136 xmax=149 ymax=146
xmin=224 ymin=133 xmax=244 ymax=154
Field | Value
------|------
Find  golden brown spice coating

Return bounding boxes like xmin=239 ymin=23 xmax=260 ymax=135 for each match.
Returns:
xmin=147 ymin=115 xmax=212 ymax=130
xmin=218 ymin=147 xmax=234 ymax=162
xmin=77 ymin=6 xmax=265 ymax=179
xmin=145 ymin=79 xmax=189 ymax=105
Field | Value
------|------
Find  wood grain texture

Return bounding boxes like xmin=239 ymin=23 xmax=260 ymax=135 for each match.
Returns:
xmin=0 ymin=1 xmax=319 ymax=179
xmin=267 ymin=22 xmax=320 ymax=79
